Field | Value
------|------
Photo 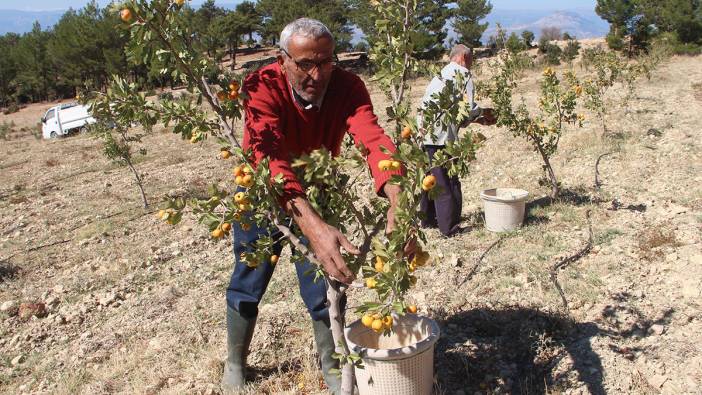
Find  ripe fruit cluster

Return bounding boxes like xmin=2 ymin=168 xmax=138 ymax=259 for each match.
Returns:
xmin=156 ymin=208 xmax=178 ymax=224
xmin=361 ymin=313 xmax=394 ymax=333
xmin=233 ymin=163 xmax=254 ymax=188
xmin=218 ymin=81 xmax=241 ymax=102
xmin=211 ymin=222 xmax=232 ymax=239
xmin=377 ymin=159 xmax=401 ymax=172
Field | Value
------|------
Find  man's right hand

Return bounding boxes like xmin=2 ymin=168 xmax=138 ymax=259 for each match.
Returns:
xmin=286 ymin=197 xmax=359 ymax=284
xmin=475 ymin=108 xmax=497 ymax=125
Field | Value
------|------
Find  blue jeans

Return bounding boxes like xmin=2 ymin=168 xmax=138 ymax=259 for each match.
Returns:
xmin=226 ymin=216 xmax=331 ymax=321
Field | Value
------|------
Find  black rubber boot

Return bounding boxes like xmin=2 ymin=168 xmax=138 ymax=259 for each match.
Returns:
xmin=221 ymin=305 xmax=257 ymax=394
xmin=312 ymin=318 xmax=341 ymax=394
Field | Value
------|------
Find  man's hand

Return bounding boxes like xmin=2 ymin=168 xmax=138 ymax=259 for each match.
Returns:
xmin=286 ymin=197 xmax=359 ymax=284
xmin=383 ymin=183 xmax=417 ymax=257
xmin=475 ymin=108 xmax=497 ymax=126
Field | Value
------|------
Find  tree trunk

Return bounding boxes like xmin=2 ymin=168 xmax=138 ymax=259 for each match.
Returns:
xmin=125 ymin=157 xmax=148 ymax=208
xmin=230 ymin=37 xmax=238 ymax=71
xmin=326 ymin=278 xmax=355 ymax=395
xmin=536 ymin=144 xmax=559 ymax=199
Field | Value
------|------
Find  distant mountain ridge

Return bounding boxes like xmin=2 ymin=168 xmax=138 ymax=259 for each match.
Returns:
xmin=481 ymin=9 xmax=609 ymax=40
xmin=2 ymin=6 xmax=609 ymax=41
xmin=0 ymin=9 xmax=65 ymax=35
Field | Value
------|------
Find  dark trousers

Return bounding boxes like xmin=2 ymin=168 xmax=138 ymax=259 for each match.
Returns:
xmin=226 ymin=216 xmax=331 ymax=322
xmin=420 ymin=145 xmax=463 ymax=236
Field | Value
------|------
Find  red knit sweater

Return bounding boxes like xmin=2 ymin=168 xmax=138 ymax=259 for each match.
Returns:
xmin=242 ymin=62 xmax=401 ymax=204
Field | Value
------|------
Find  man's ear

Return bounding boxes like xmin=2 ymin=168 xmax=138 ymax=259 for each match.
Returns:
xmin=277 ymin=55 xmax=286 ymax=75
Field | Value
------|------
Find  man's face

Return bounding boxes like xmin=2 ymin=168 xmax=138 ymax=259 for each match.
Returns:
xmin=278 ymin=34 xmax=335 ymax=103
xmin=465 ymin=52 xmax=473 ymax=69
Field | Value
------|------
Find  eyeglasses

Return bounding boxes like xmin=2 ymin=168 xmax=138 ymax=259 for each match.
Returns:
xmin=281 ymin=48 xmax=337 ymax=73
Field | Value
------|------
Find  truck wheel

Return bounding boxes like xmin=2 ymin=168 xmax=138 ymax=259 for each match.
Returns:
xmin=79 ymin=126 xmax=88 ymax=134
xmin=50 ymin=131 xmax=58 ymax=139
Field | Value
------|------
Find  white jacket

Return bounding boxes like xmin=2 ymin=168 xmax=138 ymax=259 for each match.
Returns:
xmin=418 ymin=62 xmax=481 ymax=146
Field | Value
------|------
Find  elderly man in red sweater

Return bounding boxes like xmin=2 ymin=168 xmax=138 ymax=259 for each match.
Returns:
xmin=221 ymin=18 xmax=404 ymax=394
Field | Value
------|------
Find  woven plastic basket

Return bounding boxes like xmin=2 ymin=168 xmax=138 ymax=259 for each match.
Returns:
xmin=344 ymin=314 xmax=440 ymax=395
xmin=480 ymin=188 xmax=529 ymax=232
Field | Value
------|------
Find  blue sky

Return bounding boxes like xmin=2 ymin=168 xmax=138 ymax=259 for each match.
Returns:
xmin=1 ymin=0 xmax=597 ymax=12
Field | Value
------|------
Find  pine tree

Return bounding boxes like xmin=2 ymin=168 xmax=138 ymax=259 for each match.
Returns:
xmin=453 ymin=0 xmax=493 ymax=47
xmin=349 ymin=0 xmax=452 ymax=60
xmin=257 ymin=0 xmax=352 ymax=50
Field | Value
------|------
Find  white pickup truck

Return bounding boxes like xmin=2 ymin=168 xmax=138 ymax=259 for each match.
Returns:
xmin=41 ymin=103 xmax=96 ymax=139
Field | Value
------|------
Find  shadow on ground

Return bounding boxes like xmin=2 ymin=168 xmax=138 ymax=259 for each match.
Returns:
xmin=0 ymin=258 xmax=20 ymax=283
xmin=433 ymin=306 xmax=603 ymax=394
xmin=433 ymin=302 xmax=676 ymax=394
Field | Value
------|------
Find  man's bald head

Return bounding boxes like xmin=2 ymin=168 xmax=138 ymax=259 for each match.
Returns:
xmin=449 ymin=44 xmax=473 ymax=68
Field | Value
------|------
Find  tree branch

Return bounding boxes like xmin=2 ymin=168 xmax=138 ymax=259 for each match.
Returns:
xmin=549 ymin=210 xmax=593 ymax=309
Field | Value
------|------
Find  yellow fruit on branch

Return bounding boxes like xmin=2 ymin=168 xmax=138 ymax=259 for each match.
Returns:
xmin=234 ymin=192 xmax=247 ymax=204
xmin=401 ymin=126 xmax=412 ymax=139
xmin=229 ymin=81 xmax=240 ymax=92
xmin=365 ymin=278 xmax=377 ymax=289
xmin=374 ymin=256 xmax=385 ymax=273
xmin=211 ymin=227 xmax=224 ymax=238
xmin=233 ymin=165 xmax=244 ymax=177
xmin=217 ymin=91 xmax=227 ymax=101
xmin=120 ymin=9 xmax=132 ymax=22
xmin=234 ymin=175 xmax=244 ymax=186
xmin=246 ymin=259 xmax=259 ymax=268
xmin=371 ymin=319 xmax=384 ymax=332
xmin=377 ymin=159 xmax=392 ymax=171
xmin=407 ymin=305 xmax=418 ymax=314
xmin=270 ymin=255 xmax=279 ymax=264
xmin=242 ymin=165 xmax=254 ymax=175
xmin=228 ymin=90 xmax=239 ymax=100
xmin=241 ymin=174 xmax=254 ymax=188
xmin=382 ymin=315 xmax=393 ymax=328
xmin=174 ymin=0 xmax=185 ymax=6
xmin=361 ymin=314 xmax=374 ymax=328
xmin=221 ymin=223 xmax=232 ymax=233
xmin=157 ymin=209 xmax=166 ymax=219
xmin=220 ymin=150 xmax=232 ymax=159
xmin=421 ymin=175 xmax=436 ymax=191
xmin=412 ymin=250 xmax=430 ymax=267
xmin=241 ymin=223 xmax=251 ymax=231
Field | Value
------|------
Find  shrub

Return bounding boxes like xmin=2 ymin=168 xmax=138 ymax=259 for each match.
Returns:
xmin=506 ymin=32 xmax=526 ymax=53
xmin=544 ymin=43 xmax=563 ymax=65
xmin=0 ymin=121 xmax=13 ymax=139
xmin=2 ymin=103 xmax=19 ymax=115
xmin=482 ymin=55 xmax=583 ymax=198
xmin=606 ymin=31 xmax=625 ymax=51
xmin=562 ymin=39 xmax=581 ymax=62
xmin=541 ymin=26 xmax=562 ymax=41
xmin=353 ymin=41 xmax=369 ymax=52
xmin=521 ymin=30 xmax=535 ymax=48
xmin=158 ymin=92 xmax=174 ymax=101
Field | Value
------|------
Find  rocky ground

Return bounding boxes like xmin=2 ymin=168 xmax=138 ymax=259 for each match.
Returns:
xmin=1 ymin=46 xmax=701 ymax=395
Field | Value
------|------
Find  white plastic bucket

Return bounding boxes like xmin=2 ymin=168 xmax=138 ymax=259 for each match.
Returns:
xmin=479 ymin=188 xmax=529 ymax=232
xmin=344 ymin=314 xmax=440 ymax=395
